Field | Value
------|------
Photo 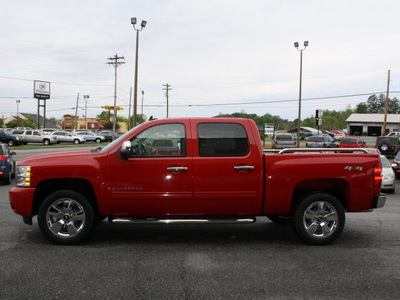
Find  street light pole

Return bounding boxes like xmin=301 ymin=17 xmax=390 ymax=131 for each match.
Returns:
xmin=131 ymin=17 xmax=147 ymax=127
xmin=83 ymin=95 xmax=90 ymax=130
xmin=16 ymin=100 xmax=20 ymax=127
xmin=141 ymin=90 xmax=144 ymax=119
xmin=294 ymin=41 xmax=309 ymax=148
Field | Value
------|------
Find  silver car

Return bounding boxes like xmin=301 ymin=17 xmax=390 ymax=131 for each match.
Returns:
xmin=381 ymin=155 xmax=395 ymax=193
xmin=51 ymin=131 xmax=85 ymax=144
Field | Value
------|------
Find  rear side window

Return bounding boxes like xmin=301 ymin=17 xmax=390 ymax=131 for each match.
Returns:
xmin=275 ymin=134 xmax=293 ymax=141
xmin=341 ymin=139 xmax=356 ymax=145
xmin=197 ymin=123 xmax=249 ymax=156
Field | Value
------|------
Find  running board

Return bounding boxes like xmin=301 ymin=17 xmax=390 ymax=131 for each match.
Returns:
xmin=108 ymin=216 xmax=256 ymax=224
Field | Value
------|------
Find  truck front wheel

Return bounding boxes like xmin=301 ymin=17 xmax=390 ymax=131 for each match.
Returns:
xmin=38 ymin=190 xmax=95 ymax=245
xmin=292 ymin=193 xmax=345 ymax=245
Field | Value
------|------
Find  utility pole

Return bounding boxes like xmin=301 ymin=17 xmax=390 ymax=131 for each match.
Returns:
xmin=163 ymin=83 xmax=172 ymax=118
xmin=383 ymin=70 xmax=390 ymax=136
xmin=74 ymin=93 xmax=80 ymax=130
xmin=107 ymin=54 xmax=125 ymax=140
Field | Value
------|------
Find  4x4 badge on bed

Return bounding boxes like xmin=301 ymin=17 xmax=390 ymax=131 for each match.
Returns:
xmin=344 ymin=166 xmax=363 ymax=171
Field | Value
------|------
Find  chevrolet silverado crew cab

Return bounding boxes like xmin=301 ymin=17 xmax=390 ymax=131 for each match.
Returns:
xmin=9 ymin=118 xmax=386 ymax=245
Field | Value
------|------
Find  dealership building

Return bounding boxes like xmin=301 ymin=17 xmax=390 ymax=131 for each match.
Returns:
xmin=346 ymin=113 xmax=400 ymax=136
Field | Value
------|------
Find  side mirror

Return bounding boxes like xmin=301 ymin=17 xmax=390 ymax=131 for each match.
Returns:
xmin=121 ymin=141 xmax=132 ymax=155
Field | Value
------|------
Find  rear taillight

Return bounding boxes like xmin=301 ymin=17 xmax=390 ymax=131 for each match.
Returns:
xmin=374 ymin=163 xmax=382 ymax=187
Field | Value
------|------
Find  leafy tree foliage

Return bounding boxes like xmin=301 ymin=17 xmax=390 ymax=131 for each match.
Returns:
xmin=6 ymin=116 xmax=37 ymax=128
xmin=364 ymin=94 xmax=400 ymax=114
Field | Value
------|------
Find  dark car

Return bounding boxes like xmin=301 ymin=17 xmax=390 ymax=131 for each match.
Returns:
xmin=0 ymin=143 xmax=16 ymax=185
xmin=96 ymin=130 xmax=122 ymax=142
xmin=392 ymin=152 xmax=400 ymax=179
xmin=0 ymin=131 xmax=23 ymax=146
xmin=306 ymin=135 xmax=339 ymax=148
xmin=375 ymin=136 xmax=400 ymax=156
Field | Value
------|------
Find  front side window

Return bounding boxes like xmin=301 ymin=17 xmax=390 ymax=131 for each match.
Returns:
xmin=197 ymin=123 xmax=249 ymax=157
xmin=130 ymin=123 xmax=186 ymax=157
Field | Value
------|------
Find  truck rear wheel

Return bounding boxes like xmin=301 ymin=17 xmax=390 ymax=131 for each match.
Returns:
xmin=38 ymin=190 xmax=95 ymax=245
xmin=292 ymin=193 xmax=345 ymax=245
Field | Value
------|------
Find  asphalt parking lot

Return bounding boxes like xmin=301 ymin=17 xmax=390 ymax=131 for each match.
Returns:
xmin=0 ymin=147 xmax=399 ymax=299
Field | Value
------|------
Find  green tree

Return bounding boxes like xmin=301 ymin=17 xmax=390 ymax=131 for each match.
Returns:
xmin=6 ymin=116 xmax=37 ymax=128
xmin=102 ymin=121 xmax=120 ymax=130
xmin=355 ymin=102 xmax=368 ymax=113
xmin=0 ymin=118 xmax=3 ymax=127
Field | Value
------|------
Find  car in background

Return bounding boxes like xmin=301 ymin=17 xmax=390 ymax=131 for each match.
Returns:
xmin=149 ymin=139 xmax=181 ymax=156
xmin=339 ymin=137 xmax=367 ymax=148
xmin=0 ymin=131 xmax=23 ymax=146
xmin=299 ymin=132 xmax=314 ymax=140
xmin=13 ymin=129 xmax=57 ymax=145
xmin=375 ymin=136 xmax=400 ymax=156
xmin=330 ymin=130 xmax=346 ymax=141
xmin=380 ymin=155 xmax=395 ymax=193
xmin=75 ymin=131 xmax=106 ymax=143
xmin=0 ymin=143 xmax=16 ymax=185
xmin=51 ymin=131 xmax=85 ymax=144
xmin=96 ymin=130 xmax=123 ymax=142
xmin=272 ymin=133 xmax=296 ymax=149
xmin=386 ymin=132 xmax=400 ymax=137
xmin=392 ymin=152 xmax=400 ymax=179
xmin=306 ymin=135 xmax=339 ymax=148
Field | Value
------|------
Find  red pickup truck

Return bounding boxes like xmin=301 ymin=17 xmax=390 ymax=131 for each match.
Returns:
xmin=9 ymin=118 xmax=386 ymax=245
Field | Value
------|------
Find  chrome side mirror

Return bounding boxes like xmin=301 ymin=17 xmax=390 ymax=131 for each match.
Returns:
xmin=121 ymin=141 xmax=132 ymax=155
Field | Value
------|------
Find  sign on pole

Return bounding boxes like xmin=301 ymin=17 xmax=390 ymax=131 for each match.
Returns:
xmin=34 ymin=81 xmax=51 ymax=99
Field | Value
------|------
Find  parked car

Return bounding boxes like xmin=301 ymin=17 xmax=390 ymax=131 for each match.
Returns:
xmin=331 ymin=130 xmax=346 ymax=141
xmin=375 ymin=136 xmax=400 ymax=156
xmin=273 ymin=133 xmax=296 ymax=149
xmin=51 ymin=131 xmax=85 ymax=144
xmin=96 ymin=130 xmax=122 ymax=142
xmin=0 ymin=143 xmax=16 ymax=185
xmin=13 ymin=130 xmax=57 ymax=145
xmin=75 ymin=131 xmax=106 ymax=143
xmin=299 ymin=132 xmax=314 ymax=140
xmin=386 ymin=132 xmax=400 ymax=137
xmin=392 ymin=152 xmax=400 ymax=179
xmin=339 ymin=137 xmax=367 ymax=148
xmin=0 ymin=131 xmax=23 ymax=146
xmin=380 ymin=155 xmax=395 ymax=193
xmin=306 ymin=135 xmax=339 ymax=148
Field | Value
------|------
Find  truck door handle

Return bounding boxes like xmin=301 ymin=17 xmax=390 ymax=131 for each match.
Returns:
xmin=167 ymin=167 xmax=188 ymax=172
xmin=234 ymin=166 xmax=254 ymax=171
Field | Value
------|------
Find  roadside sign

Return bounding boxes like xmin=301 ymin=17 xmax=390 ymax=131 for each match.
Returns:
xmin=34 ymin=80 xmax=50 ymax=99
xmin=264 ymin=123 xmax=274 ymax=136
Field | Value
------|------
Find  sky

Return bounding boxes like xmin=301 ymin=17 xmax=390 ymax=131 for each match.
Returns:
xmin=1 ymin=0 xmax=400 ymax=124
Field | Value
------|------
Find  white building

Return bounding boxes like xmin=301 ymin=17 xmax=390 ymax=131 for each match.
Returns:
xmin=346 ymin=114 xmax=400 ymax=136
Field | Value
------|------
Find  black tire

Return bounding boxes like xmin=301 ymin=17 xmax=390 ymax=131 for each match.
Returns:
xmin=11 ymin=161 xmax=16 ymax=179
xmin=3 ymin=167 xmax=11 ymax=185
xmin=43 ymin=139 xmax=50 ymax=146
xmin=95 ymin=138 xmax=101 ymax=144
xmin=292 ymin=193 xmax=345 ymax=245
xmin=7 ymin=139 xmax=14 ymax=146
xmin=73 ymin=139 xmax=80 ymax=144
xmin=38 ymin=190 xmax=95 ymax=245
xmin=267 ymin=214 xmax=291 ymax=224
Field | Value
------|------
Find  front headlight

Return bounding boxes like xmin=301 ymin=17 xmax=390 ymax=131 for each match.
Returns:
xmin=16 ymin=166 xmax=31 ymax=187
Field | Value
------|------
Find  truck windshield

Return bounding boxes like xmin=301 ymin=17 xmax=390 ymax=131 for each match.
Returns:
xmin=276 ymin=135 xmax=293 ymax=140
xmin=341 ymin=139 xmax=356 ymax=145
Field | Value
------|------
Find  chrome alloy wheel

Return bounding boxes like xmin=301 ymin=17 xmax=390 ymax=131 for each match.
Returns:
xmin=46 ymin=198 xmax=86 ymax=238
xmin=302 ymin=201 xmax=338 ymax=238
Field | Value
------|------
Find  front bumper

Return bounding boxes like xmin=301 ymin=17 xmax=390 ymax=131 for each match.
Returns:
xmin=9 ymin=187 xmax=36 ymax=217
xmin=372 ymin=194 xmax=387 ymax=209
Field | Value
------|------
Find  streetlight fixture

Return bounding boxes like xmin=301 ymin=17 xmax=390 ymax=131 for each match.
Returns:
xmin=83 ymin=95 xmax=90 ymax=129
xmin=294 ymin=40 xmax=309 ymax=148
xmin=16 ymin=100 xmax=20 ymax=127
xmin=131 ymin=17 xmax=147 ymax=127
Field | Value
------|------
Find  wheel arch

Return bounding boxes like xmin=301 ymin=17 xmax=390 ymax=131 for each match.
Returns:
xmin=32 ymin=178 xmax=99 ymax=216
xmin=291 ymin=178 xmax=349 ymax=213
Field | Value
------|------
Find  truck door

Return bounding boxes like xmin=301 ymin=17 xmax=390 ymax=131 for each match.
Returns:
xmin=104 ymin=121 xmax=193 ymax=216
xmin=191 ymin=120 xmax=261 ymax=215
